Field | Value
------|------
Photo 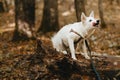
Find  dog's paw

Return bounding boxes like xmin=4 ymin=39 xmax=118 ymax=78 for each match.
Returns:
xmin=84 ymin=55 xmax=90 ymax=59
xmin=62 ymin=51 xmax=68 ymax=54
xmin=75 ymin=52 xmax=81 ymax=54
xmin=72 ymin=56 xmax=77 ymax=60
xmin=81 ymin=52 xmax=90 ymax=59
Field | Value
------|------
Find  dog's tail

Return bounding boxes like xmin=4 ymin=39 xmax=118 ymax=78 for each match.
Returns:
xmin=51 ymin=36 xmax=55 ymax=48
xmin=51 ymin=35 xmax=59 ymax=49
xmin=51 ymin=35 xmax=63 ymax=52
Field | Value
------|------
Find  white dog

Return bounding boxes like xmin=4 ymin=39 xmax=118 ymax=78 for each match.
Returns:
xmin=51 ymin=11 xmax=99 ymax=60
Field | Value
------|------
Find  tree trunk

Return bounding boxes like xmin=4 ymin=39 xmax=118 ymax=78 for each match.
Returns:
xmin=0 ymin=0 xmax=11 ymax=13
xmin=117 ymin=0 xmax=120 ymax=5
xmin=0 ymin=1 xmax=5 ymax=12
xmin=3 ymin=0 xmax=9 ymax=12
xmin=38 ymin=0 xmax=59 ymax=33
xmin=74 ymin=0 xmax=86 ymax=22
xmin=98 ymin=0 xmax=106 ymax=28
xmin=12 ymin=0 xmax=35 ymax=41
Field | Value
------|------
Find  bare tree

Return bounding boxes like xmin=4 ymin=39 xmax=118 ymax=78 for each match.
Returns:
xmin=37 ymin=0 xmax=59 ymax=33
xmin=0 ymin=0 xmax=9 ymax=12
xmin=3 ymin=0 xmax=9 ymax=12
xmin=98 ymin=0 xmax=106 ymax=28
xmin=12 ymin=0 xmax=35 ymax=41
xmin=117 ymin=0 xmax=120 ymax=5
xmin=74 ymin=0 xmax=86 ymax=21
xmin=0 ymin=0 xmax=5 ymax=12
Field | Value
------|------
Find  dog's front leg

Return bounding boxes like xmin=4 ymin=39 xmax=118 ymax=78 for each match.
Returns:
xmin=68 ymin=38 xmax=77 ymax=60
xmin=82 ymin=40 xmax=90 ymax=59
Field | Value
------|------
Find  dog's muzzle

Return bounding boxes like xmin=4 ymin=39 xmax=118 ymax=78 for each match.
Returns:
xmin=93 ymin=20 xmax=99 ymax=27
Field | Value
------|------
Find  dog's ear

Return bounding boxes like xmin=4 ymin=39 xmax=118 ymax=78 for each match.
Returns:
xmin=81 ymin=12 xmax=86 ymax=22
xmin=89 ymin=11 xmax=94 ymax=17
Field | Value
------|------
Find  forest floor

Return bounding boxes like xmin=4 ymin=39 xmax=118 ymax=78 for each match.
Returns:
xmin=0 ymin=0 xmax=120 ymax=80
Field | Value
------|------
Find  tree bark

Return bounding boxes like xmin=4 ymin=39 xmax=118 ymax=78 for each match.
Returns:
xmin=38 ymin=0 xmax=59 ymax=33
xmin=3 ymin=0 xmax=9 ymax=12
xmin=12 ymin=0 xmax=35 ymax=41
xmin=98 ymin=0 xmax=106 ymax=28
xmin=0 ymin=1 xmax=5 ymax=12
xmin=74 ymin=0 xmax=86 ymax=22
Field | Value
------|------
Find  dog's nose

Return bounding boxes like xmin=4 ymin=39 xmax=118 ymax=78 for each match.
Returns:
xmin=97 ymin=20 xmax=99 ymax=23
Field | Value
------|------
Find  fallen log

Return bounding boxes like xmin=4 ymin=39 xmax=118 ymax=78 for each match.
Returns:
xmin=35 ymin=38 xmax=120 ymax=80
xmin=47 ymin=55 xmax=120 ymax=80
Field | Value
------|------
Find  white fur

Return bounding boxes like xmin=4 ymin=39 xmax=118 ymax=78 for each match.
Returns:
xmin=51 ymin=11 xmax=99 ymax=60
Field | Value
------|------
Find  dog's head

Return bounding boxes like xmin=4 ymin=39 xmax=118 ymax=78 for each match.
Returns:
xmin=81 ymin=11 xmax=100 ymax=29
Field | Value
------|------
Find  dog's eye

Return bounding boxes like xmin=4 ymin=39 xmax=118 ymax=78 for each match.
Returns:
xmin=89 ymin=19 xmax=92 ymax=22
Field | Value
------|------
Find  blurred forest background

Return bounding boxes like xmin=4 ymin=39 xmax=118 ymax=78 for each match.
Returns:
xmin=0 ymin=0 xmax=120 ymax=79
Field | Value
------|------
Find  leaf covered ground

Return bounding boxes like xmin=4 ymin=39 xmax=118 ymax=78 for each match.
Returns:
xmin=0 ymin=0 xmax=120 ymax=80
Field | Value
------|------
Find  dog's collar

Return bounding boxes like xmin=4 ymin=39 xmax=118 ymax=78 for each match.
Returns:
xmin=70 ymin=29 xmax=83 ymax=38
xmin=70 ymin=28 xmax=96 ymax=39
xmin=70 ymin=29 xmax=83 ymax=44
